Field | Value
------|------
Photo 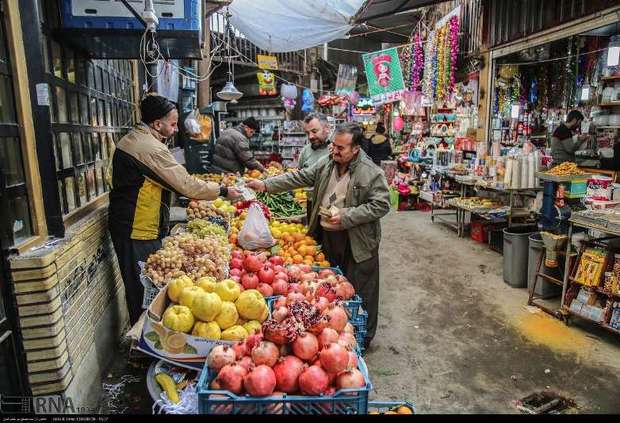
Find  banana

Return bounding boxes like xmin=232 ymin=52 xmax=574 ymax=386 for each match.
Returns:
xmin=155 ymin=372 xmax=180 ymax=404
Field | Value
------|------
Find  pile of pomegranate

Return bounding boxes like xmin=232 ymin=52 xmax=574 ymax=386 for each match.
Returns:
xmin=229 ymin=252 xmax=356 ymax=304
xmin=206 ymin=300 xmax=365 ymax=398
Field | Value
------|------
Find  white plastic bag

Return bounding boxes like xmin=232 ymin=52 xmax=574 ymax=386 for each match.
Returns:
xmin=238 ymin=203 xmax=275 ymax=250
xmin=184 ymin=109 xmax=201 ymax=137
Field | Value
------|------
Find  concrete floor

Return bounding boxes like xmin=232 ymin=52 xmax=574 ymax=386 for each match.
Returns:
xmin=366 ymin=210 xmax=620 ymax=413
xmin=100 ymin=210 xmax=620 ymax=414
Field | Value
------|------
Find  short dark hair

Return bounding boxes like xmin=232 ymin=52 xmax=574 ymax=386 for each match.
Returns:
xmin=303 ymin=112 xmax=329 ymax=126
xmin=140 ymin=94 xmax=176 ymax=124
xmin=567 ymin=110 xmax=584 ymax=123
xmin=334 ymin=123 xmax=364 ymax=146
xmin=375 ymin=122 xmax=386 ymax=134
xmin=242 ymin=117 xmax=260 ymax=132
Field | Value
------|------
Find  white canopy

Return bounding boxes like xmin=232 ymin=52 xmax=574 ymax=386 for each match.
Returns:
xmin=228 ymin=0 xmax=366 ymax=53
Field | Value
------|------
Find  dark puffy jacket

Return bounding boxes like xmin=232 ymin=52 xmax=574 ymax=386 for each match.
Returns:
xmin=367 ymin=134 xmax=392 ymax=166
xmin=209 ymin=125 xmax=264 ymax=174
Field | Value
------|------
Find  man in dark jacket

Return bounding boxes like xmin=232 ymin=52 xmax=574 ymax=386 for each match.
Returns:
xmin=210 ymin=117 xmax=266 ymax=174
xmin=367 ymin=122 xmax=393 ymax=166
xmin=247 ymin=123 xmax=391 ymax=349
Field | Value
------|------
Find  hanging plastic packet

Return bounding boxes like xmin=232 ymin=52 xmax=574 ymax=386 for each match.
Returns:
xmin=238 ymin=203 xmax=275 ymax=250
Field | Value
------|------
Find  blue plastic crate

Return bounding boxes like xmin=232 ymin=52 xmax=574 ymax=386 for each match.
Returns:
xmin=197 ymin=355 xmax=372 ymax=414
xmin=343 ymin=295 xmax=363 ymax=321
xmin=353 ymin=310 xmax=368 ymax=353
xmin=367 ymin=401 xmax=416 ymax=414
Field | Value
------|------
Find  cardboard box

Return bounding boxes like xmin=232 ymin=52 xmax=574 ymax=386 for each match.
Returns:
xmin=136 ymin=285 xmax=235 ymax=371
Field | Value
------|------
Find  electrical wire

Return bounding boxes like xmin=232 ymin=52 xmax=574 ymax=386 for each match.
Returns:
xmin=496 ymin=46 xmax=611 ymax=66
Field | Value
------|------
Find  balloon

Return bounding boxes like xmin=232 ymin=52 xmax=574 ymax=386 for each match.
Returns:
xmin=348 ymin=91 xmax=360 ymax=105
xmin=301 ymin=88 xmax=315 ymax=113
xmin=393 ymin=116 xmax=404 ymax=131
xmin=281 ymin=84 xmax=298 ymax=99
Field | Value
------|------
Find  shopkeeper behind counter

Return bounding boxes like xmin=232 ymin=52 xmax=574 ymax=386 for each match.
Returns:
xmin=108 ymin=94 xmax=239 ymax=325
xmin=551 ymin=110 xmax=589 ymax=165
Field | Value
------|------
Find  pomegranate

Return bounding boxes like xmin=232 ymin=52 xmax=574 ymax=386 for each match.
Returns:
xmin=243 ymin=365 xmax=276 ymax=396
xmin=262 ymin=319 xmax=293 ymax=345
xmin=292 ymin=332 xmax=319 ymax=361
xmin=300 ymin=272 xmax=317 ymax=283
xmin=318 ymin=328 xmax=339 ymax=349
xmin=258 ymin=266 xmax=275 ymax=285
xmin=273 ymin=355 xmax=305 ymax=393
xmin=231 ymin=275 xmax=241 ymax=284
xmin=325 ymin=305 xmax=348 ymax=332
xmin=318 ymin=269 xmax=335 ymax=278
xmin=288 ymin=283 xmax=302 ymax=294
xmin=257 ymin=283 xmax=274 ymax=297
xmin=319 ymin=343 xmax=349 ymax=374
xmin=251 ymin=341 xmax=280 ymax=367
xmin=241 ymin=273 xmax=259 ymax=289
xmin=272 ymin=280 xmax=289 ymax=296
xmin=237 ymin=355 xmax=253 ymax=371
xmin=298 ymin=264 xmax=312 ymax=273
xmin=316 ymin=282 xmax=338 ymax=302
xmin=336 ymin=369 xmax=365 ymax=389
xmin=207 ymin=345 xmax=236 ymax=371
xmin=274 ymin=271 xmax=289 ymax=283
xmin=231 ymin=250 xmax=243 ymax=260
xmin=335 ymin=282 xmax=355 ymax=300
xmin=269 ymin=256 xmax=285 ymax=266
xmin=314 ymin=296 xmax=330 ymax=313
xmin=338 ymin=332 xmax=357 ymax=350
xmin=272 ymin=306 xmax=289 ymax=323
xmin=308 ymin=315 xmax=329 ymax=336
xmin=278 ymin=343 xmax=291 ymax=358
xmin=245 ymin=333 xmax=264 ymax=352
xmin=243 ymin=255 xmax=263 ymax=273
xmin=287 ymin=265 xmax=302 ymax=281
xmin=229 ymin=268 xmax=242 ymax=277
xmin=216 ymin=363 xmax=248 ymax=394
xmin=335 ymin=275 xmax=347 ymax=284
xmin=325 ymin=275 xmax=339 ymax=287
xmin=232 ymin=341 xmax=247 ymax=359
xmin=343 ymin=322 xmax=354 ymax=334
xmin=210 ymin=378 xmax=222 ymax=390
xmin=286 ymin=292 xmax=305 ymax=304
xmin=298 ymin=365 xmax=329 ymax=395
xmin=326 ymin=371 xmax=337 ymax=386
xmin=347 ymin=350 xmax=358 ymax=370
xmin=273 ymin=265 xmax=286 ymax=274
xmin=230 ymin=257 xmax=243 ymax=270
xmin=273 ymin=296 xmax=287 ymax=309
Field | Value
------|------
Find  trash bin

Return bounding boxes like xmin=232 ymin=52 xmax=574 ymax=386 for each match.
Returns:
xmin=503 ymin=226 xmax=537 ymax=288
xmin=528 ymin=233 xmax=563 ymax=298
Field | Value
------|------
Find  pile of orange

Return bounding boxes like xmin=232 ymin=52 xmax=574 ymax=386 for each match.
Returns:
xmin=270 ymin=221 xmax=329 ymax=267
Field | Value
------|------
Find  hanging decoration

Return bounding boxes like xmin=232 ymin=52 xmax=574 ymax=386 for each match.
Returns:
xmin=256 ymin=70 xmax=277 ymax=96
xmin=411 ymin=32 xmax=423 ymax=92
xmin=449 ymin=16 xmax=460 ymax=92
xmin=393 ymin=116 xmax=405 ymax=132
xmin=281 ymin=84 xmax=298 ymax=99
xmin=422 ymin=30 xmax=436 ymax=101
xmin=400 ymin=44 xmax=413 ymax=90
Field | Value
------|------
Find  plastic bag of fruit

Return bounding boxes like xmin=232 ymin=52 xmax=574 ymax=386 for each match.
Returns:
xmin=238 ymin=203 xmax=275 ymax=250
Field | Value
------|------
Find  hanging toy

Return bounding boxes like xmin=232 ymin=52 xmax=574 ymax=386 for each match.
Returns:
xmin=257 ymin=71 xmax=277 ymax=96
xmin=301 ymin=88 xmax=315 ymax=113
xmin=281 ymin=84 xmax=298 ymax=99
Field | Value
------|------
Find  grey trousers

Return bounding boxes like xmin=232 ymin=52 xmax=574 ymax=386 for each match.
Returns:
xmin=321 ymin=229 xmax=379 ymax=345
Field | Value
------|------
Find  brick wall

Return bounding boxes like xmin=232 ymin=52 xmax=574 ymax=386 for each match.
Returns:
xmin=9 ymin=205 xmax=127 ymax=397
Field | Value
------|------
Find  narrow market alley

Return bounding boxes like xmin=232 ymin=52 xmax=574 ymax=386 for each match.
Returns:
xmin=366 ymin=211 xmax=620 ymax=413
xmin=100 ymin=209 xmax=620 ymax=414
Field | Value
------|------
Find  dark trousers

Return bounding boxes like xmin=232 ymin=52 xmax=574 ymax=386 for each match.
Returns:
xmin=110 ymin=231 xmax=162 ymax=326
xmin=321 ymin=229 xmax=380 ymax=345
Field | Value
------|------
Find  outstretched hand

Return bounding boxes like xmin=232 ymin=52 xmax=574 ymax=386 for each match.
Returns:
xmin=246 ymin=179 xmax=267 ymax=193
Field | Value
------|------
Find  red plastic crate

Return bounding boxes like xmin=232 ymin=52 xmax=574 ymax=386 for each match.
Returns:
xmin=470 ymin=221 xmax=489 ymax=243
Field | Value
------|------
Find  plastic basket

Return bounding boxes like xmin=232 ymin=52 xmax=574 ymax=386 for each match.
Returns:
xmin=367 ymin=401 xmax=416 ymax=414
xmin=197 ymin=356 xmax=372 ymax=414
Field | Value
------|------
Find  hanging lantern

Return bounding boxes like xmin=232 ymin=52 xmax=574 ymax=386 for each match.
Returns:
xmin=217 ymin=81 xmax=243 ymax=101
xmin=393 ymin=116 xmax=404 ymax=131
xmin=281 ymin=84 xmax=298 ymax=99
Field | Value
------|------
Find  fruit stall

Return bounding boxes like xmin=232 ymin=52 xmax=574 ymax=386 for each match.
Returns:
xmin=130 ymin=172 xmax=414 ymax=414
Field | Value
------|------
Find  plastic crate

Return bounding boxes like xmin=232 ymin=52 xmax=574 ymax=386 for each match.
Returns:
xmin=470 ymin=220 xmax=489 ymax=243
xmin=367 ymin=401 xmax=416 ymax=414
xmin=197 ymin=356 xmax=372 ymax=414
xmin=353 ymin=310 xmax=368 ymax=353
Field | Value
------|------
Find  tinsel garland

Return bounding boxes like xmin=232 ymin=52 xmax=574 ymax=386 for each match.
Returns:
xmin=422 ymin=30 xmax=436 ymax=100
xmin=436 ymin=25 xmax=445 ymax=100
xmin=412 ymin=32 xmax=423 ymax=92
xmin=449 ymin=16 xmax=459 ymax=92
xmin=444 ymin=25 xmax=451 ymax=101
xmin=400 ymin=45 xmax=413 ymax=90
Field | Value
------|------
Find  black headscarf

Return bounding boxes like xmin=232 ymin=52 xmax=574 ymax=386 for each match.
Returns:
xmin=141 ymin=95 xmax=176 ymax=124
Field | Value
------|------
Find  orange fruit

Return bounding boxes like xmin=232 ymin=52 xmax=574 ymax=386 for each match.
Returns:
xmin=285 ymin=257 xmax=293 ymax=265
xmin=298 ymin=245 xmax=308 ymax=256
xmin=396 ymin=406 xmax=413 ymax=414
xmin=304 ymin=255 xmax=314 ymax=262
xmin=293 ymin=255 xmax=304 ymax=264
xmin=304 ymin=258 xmax=314 ymax=266
xmin=316 ymin=253 xmax=326 ymax=262
xmin=283 ymin=234 xmax=294 ymax=244
xmin=319 ymin=260 xmax=330 ymax=267
xmin=305 ymin=245 xmax=316 ymax=256
xmin=292 ymin=233 xmax=304 ymax=242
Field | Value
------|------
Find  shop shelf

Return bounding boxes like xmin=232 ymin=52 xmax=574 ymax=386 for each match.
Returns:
xmin=367 ymin=401 xmax=416 ymax=414
xmin=197 ymin=355 xmax=372 ymax=414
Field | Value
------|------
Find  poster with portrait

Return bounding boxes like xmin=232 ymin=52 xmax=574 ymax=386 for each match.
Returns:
xmin=362 ymin=47 xmax=406 ymax=105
